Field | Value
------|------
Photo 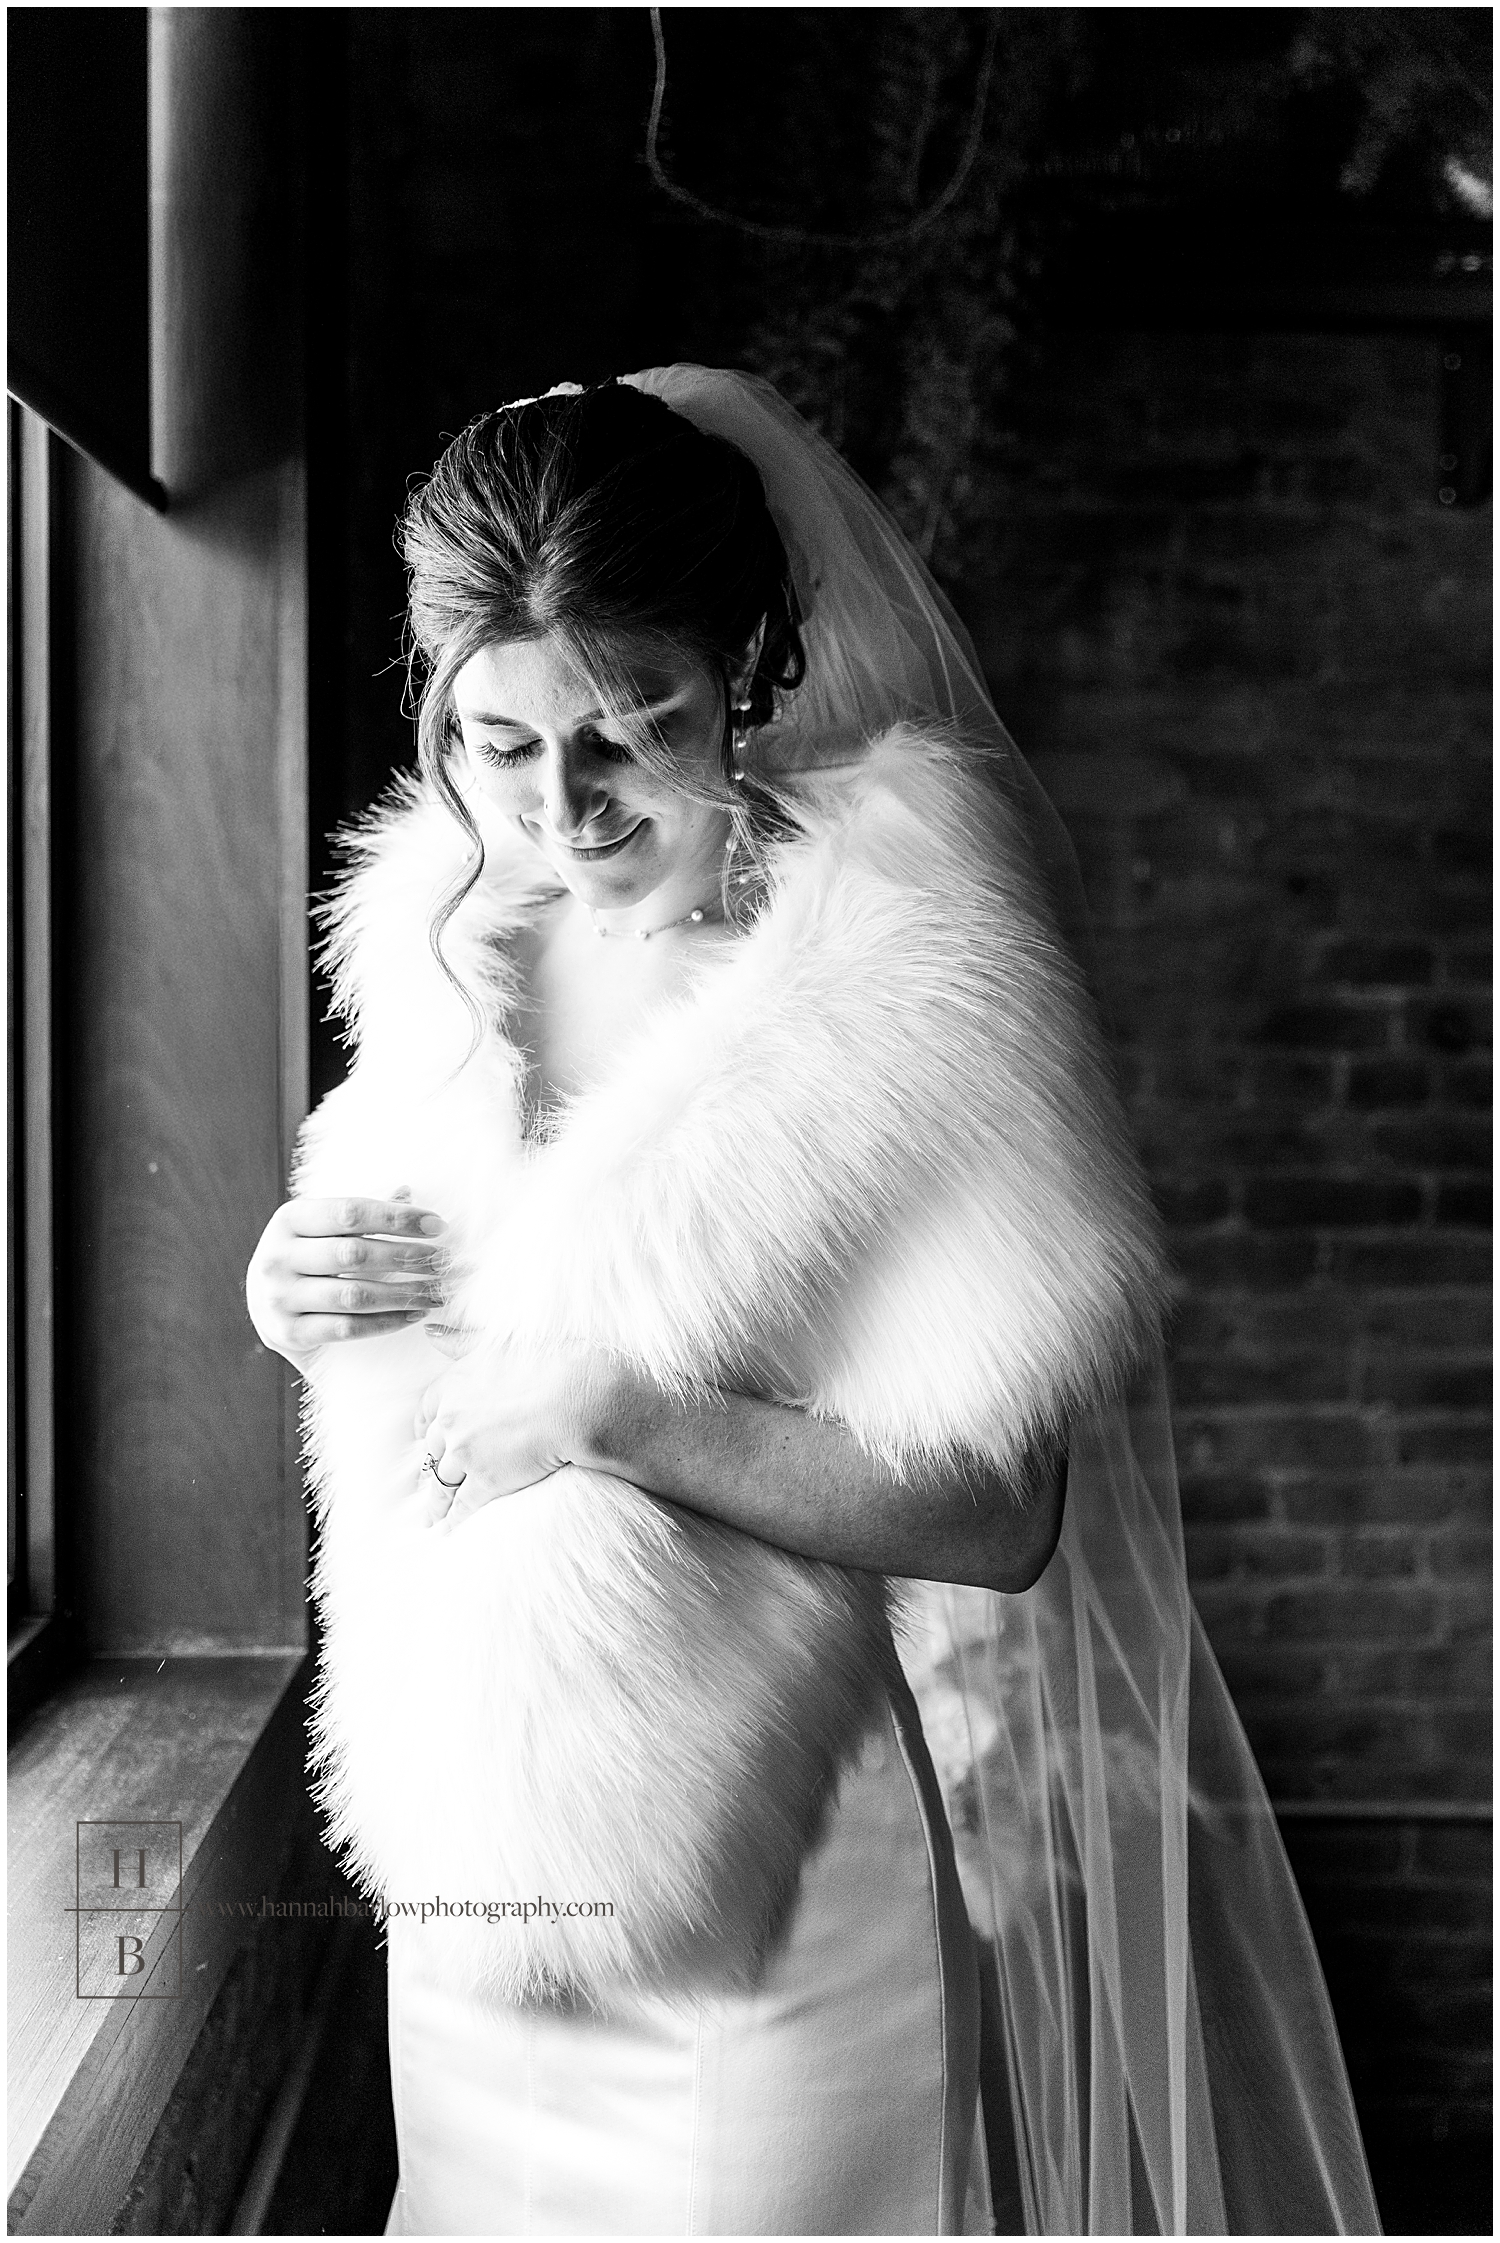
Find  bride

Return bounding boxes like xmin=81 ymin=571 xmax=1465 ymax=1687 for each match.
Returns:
xmin=246 ymin=369 xmax=1380 ymax=2236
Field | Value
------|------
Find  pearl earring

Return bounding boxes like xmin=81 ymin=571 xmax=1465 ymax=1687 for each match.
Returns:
xmin=730 ymin=698 xmax=752 ymax=783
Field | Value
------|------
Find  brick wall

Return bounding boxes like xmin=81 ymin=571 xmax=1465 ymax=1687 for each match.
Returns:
xmin=976 ymin=328 xmax=1490 ymax=2153
xmin=1285 ymin=1816 xmax=1491 ymax=2146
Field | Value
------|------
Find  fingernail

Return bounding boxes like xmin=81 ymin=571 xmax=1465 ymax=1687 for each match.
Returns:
xmin=419 ymin=1215 xmax=445 ymax=1235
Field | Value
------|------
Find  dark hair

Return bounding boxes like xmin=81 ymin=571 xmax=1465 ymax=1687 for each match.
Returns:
xmin=399 ymin=380 xmax=807 ymax=982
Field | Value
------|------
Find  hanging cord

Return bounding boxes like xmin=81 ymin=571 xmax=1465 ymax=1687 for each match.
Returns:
xmin=645 ymin=8 xmax=1000 ymax=250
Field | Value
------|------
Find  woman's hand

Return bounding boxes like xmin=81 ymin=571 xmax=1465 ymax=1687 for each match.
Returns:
xmin=411 ymin=1336 xmax=1066 ymax=1589
xmin=246 ymin=1191 xmax=448 ymax=1370
xmin=415 ymin=1339 xmax=621 ymax=1524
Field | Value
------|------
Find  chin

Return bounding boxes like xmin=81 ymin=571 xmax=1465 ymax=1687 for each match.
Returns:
xmin=571 ymin=877 xmax=651 ymax=912
xmin=558 ymin=857 xmax=660 ymax=910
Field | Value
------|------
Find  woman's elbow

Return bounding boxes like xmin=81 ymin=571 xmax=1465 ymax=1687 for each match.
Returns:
xmin=969 ymin=1445 xmax=1067 ymax=1594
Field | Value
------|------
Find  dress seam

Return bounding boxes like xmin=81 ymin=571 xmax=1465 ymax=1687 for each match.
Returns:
xmin=522 ymin=2008 xmax=537 ymax=2237
xmin=687 ymin=2002 xmax=706 ymax=2236
xmin=890 ymin=1692 xmax=952 ymax=2236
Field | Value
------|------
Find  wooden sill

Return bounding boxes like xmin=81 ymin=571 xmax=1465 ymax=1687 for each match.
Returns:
xmin=8 ymin=1614 xmax=86 ymax=1738
xmin=8 ymin=1653 xmax=309 ymax=2234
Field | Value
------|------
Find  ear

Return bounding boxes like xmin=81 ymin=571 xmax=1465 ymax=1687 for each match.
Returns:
xmin=729 ymin=617 xmax=769 ymax=703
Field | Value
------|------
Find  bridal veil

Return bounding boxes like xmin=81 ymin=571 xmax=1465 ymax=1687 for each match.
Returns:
xmin=625 ymin=365 xmax=1380 ymax=2237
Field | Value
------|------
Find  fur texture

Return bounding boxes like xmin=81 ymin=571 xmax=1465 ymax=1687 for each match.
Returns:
xmin=295 ymin=728 xmax=1166 ymax=2004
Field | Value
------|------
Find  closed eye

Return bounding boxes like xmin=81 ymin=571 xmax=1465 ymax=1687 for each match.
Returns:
xmin=475 ymin=738 xmax=539 ymax=770
xmin=590 ymin=736 xmax=636 ymax=765
xmin=472 ymin=729 xmax=635 ymax=769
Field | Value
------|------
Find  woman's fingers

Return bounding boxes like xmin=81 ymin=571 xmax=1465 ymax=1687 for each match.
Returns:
xmin=247 ymin=1195 xmax=449 ymax=1370
xmin=293 ymin=1235 xmax=444 ymax=1280
xmin=423 ymin=1320 xmax=479 ymax=1361
xmin=284 ymin=1276 xmax=442 ymax=1318
xmin=419 ymin=1478 xmax=456 ymax=1526
xmin=417 ymin=1387 xmax=468 ymax=1482
xmin=416 ymin=1431 xmax=467 ymax=1526
xmin=286 ymin=1195 xmax=447 ymax=1242
xmin=288 ymin=1308 xmax=433 ymax=1348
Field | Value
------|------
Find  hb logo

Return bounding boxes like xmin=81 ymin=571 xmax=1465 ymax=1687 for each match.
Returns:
xmin=75 ymin=1822 xmax=183 ymax=1998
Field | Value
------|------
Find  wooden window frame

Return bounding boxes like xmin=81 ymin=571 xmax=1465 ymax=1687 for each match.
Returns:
xmin=8 ymin=16 xmax=326 ymax=2231
xmin=8 ymin=403 xmax=76 ymax=1720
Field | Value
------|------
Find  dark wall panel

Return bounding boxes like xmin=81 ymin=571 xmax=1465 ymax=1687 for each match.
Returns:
xmin=65 ymin=454 xmax=307 ymax=1654
xmin=56 ymin=12 xmax=308 ymax=1654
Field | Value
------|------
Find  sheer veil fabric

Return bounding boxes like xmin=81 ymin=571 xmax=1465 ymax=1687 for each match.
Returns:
xmin=626 ymin=366 xmax=1380 ymax=2237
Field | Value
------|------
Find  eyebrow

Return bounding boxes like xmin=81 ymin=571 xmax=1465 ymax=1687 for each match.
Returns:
xmin=459 ymin=693 xmax=689 ymax=729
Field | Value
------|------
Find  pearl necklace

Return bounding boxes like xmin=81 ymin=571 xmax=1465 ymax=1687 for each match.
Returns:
xmin=589 ymin=903 xmax=720 ymax=941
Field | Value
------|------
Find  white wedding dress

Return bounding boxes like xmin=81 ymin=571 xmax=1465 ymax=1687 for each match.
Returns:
xmin=383 ymin=1665 xmax=992 ymax=2236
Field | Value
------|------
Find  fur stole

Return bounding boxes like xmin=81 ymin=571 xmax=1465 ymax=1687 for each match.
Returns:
xmin=294 ymin=727 xmax=1166 ymax=2005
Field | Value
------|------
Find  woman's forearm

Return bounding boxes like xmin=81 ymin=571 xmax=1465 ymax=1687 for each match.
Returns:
xmin=577 ymin=1373 xmax=1065 ymax=1593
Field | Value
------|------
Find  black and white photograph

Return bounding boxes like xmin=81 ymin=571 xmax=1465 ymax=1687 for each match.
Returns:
xmin=7 ymin=7 xmax=1491 ymax=2237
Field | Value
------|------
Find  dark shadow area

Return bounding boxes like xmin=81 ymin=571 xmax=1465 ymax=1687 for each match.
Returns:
xmin=1365 ymin=2136 xmax=1492 ymax=2238
xmin=1284 ymin=1815 xmax=1492 ymax=2236
xmin=261 ymin=1918 xmax=398 ymax=2237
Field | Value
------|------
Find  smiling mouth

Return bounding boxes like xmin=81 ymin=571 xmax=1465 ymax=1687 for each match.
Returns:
xmin=557 ymin=822 xmax=643 ymax=860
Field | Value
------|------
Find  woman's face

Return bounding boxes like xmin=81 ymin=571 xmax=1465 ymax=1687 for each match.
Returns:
xmin=451 ymin=630 xmax=733 ymax=920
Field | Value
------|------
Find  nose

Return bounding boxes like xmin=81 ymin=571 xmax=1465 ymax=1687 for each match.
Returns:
xmin=539 ymin=741 xmax=612 ymax=838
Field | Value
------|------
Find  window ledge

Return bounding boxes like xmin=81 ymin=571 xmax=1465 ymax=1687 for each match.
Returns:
xmin=8 ymin=1652 xmax=309 ymax=2234
xmin=8 ymin=1615 xmax=84 ymax=1738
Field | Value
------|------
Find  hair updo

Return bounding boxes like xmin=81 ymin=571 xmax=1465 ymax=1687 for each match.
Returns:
xmin=399 ymin=381 xmax=807 ymax=960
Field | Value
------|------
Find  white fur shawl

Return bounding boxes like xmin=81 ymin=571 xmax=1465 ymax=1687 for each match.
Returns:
xmin=294 ymin=728 xmax=1166 ymax=2004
